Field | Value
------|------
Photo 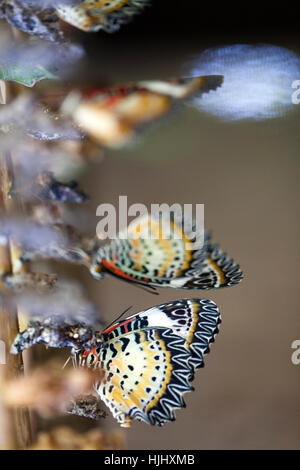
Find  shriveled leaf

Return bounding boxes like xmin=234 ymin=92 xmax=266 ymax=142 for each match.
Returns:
xmin=67 ymin=394 xmax=106 ymax=420
xmin=31 ymin=172 xmax=89 ymax=203
xmin=11 ymin=314 xmax=102 ymax=354
xmin=9 ymin=280 xmax=102 ymax=354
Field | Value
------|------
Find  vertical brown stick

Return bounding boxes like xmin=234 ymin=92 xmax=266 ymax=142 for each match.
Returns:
xmin=0 ymin=151 xmax=33 ymax=449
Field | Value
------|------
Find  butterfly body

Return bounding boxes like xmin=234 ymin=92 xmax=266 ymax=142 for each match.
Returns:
xmin=77 ymin=298 xmax=220 ymax=427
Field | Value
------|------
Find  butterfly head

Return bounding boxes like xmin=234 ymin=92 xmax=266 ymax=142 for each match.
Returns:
xmin=89 ymin=262 xmax=105 ymax=280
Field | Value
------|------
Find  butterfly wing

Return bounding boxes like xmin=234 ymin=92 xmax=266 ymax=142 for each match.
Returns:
xmin=95 ymin=328 xmax=194 ymax=427
xmin=177 ymin=240 xmax=243 ymax=289
xmin=92 ymin=212 xmax=243 ymax=289
xmin=56 ymin=0 xmax=148 ymax=33
xmin=79 ymin=299 xmax=220 ymax=426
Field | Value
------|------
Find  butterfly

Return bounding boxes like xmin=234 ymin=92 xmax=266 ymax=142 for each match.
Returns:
xmin=55 ymin=0 xmax=149 ymax=32
xmin=75 ymin=298 xmax=221 ymax=427
xmin=0 ymin=1 xmax=147 ymax=42
xmin=70 ymin=75 xmax=224 ymax=148
xmin=90 ymin=211 xmax=243 ymax=291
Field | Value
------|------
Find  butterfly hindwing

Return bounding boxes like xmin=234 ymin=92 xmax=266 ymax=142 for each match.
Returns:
xmin=178 ymin=242 xmax=243 ymax=289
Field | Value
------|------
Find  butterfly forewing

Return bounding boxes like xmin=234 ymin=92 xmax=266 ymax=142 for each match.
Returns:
xmin=102 ymin=298 xmax=220 ymax=377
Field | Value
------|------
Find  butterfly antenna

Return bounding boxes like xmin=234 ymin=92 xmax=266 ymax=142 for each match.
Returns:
xmin=104 ymin=305 xmax=134 ymax=331
xmin=134 ymin=283 xmax=159 ymax=295
xmin=106 ymin=270 xmax=159 ymax=295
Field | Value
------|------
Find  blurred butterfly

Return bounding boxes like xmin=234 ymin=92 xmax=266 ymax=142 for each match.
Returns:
xmin=56 ymin=0 xmax=149 ymax=32
xmin=90 ymin=211 xmax=243 ymax=291
xmin=75 ymin=298 xmax=220 ymax=427
xmin=68 ymin=75 xmax=223 ymax=148
xmin=0 ymin=1 xmax=147 ymax=41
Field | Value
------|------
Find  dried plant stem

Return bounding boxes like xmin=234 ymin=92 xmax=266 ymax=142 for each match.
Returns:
xmin=0 ymin=304 xmax=33 ymax=449
xmin=0 ymin=134 xmax=33 ymax=448
xmin=5 ymin=152 xmax=31 ymax=329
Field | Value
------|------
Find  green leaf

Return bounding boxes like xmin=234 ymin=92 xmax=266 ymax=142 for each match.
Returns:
xmin=0 ymin=63 xmax=58 ymax=87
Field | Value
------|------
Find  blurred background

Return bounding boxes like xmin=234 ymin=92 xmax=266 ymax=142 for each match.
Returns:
xmin=2 ymin=0 xmax=299 ymax=450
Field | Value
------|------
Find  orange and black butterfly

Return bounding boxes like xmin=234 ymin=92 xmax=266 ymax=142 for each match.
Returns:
xmin=75 ymin=298 xmax=221 ymax=427
xmin=90 ymin=212 xmax=243 ymax=291
xmin=70 ymin=75 xmax=224 ymax=148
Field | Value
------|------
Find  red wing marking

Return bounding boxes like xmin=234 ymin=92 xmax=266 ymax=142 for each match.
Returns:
xmin=82 ymin=346 xmax=97 ymax=357
xmin=101 ymin=259 xmax=150 ymax=283
xmin=102 ymin=317 xmax=135 ymax=335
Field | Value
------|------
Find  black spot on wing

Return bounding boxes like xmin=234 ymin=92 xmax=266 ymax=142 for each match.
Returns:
xmin=120 ymin=336 xmax=130 ymax=352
